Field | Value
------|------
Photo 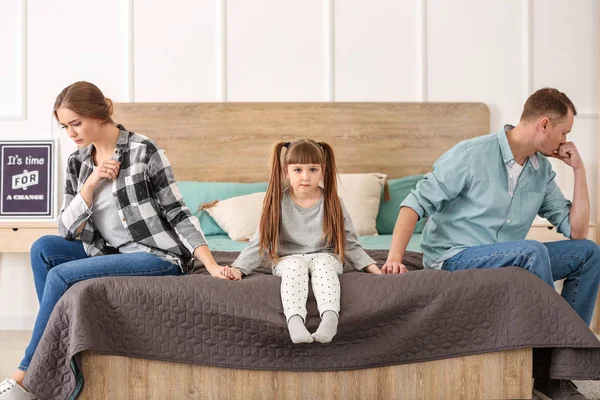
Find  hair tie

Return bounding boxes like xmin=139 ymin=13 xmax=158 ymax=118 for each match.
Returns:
xmin=283 ymin=142 xmax=291 ymax=148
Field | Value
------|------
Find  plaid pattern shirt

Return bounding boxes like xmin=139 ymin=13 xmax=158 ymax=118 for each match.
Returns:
xmin=58 ymin=125 xmax=207 ymax=273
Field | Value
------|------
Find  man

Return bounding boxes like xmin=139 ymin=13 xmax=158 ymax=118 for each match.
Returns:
xmin=383 ymin=88 xmax=599 ymax=400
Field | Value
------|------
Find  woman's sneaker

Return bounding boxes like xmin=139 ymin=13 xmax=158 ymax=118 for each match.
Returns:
xmin=0 ymin=379 xmax=37 ymax=399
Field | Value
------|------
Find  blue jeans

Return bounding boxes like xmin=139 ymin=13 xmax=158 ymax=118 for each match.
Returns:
xmin=442 ymin=239 xmax=600 ymax=325
xmin=19 ymin=235 xmax=181 ymax=371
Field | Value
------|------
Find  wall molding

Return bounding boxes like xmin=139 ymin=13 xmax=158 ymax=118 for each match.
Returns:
xmin=521 ymin=0 xmax=533 ymax=102
xmin=416 ymin=0 xmax=428 ymax=101
xmin=122 ymin=0 xmax=134 ymax=102
xmin=216 ymin=0 xmax=228 ymax=102
xmin=0 ymin=0 xmax=27 ymax=120
xmin=324 ymin=0 xmax=335 ymax=101
xmin=0 ymin=315 xmax=35 ymax=331
xmin=578 ymin=108 xmax=599 ymax=119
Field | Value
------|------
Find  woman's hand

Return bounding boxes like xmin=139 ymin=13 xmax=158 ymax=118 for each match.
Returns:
xmin=363 ymin=264 xmax=381 ymax=275
xmin=86 ymin=160 xmax=121 ymax=189
xmin=80 ymin=160 xmax=121 ymax=207
xmin=205 ymin=264 xmax=233 ymax=280
xmin=193 ymin=245 xmax=233 ymax=280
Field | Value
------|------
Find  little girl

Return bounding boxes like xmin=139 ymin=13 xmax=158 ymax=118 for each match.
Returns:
xmin=223 ymin=139 xmax=380 ymax=344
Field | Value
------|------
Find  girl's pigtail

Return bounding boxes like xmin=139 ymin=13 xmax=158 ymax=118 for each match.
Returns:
xmin=319 ymin=142 xmax=345 ymax=263
xmin=259 ymin=142 xmax=286 ymax=261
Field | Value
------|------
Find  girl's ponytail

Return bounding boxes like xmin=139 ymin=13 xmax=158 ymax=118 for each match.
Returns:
xmin=259 ymin=142 xmax=286 ymax=261
xmin=320 ymin=142 xmax=345 ymax=263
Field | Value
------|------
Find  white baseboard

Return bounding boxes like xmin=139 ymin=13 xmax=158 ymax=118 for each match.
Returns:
xmin=0 ymin=315 xmax=35 ymax=330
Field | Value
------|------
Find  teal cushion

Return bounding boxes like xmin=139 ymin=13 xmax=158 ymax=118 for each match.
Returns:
xmin=376 ymin=175 xmax=426 ymax=235
xmin=178 ymin=181 xmax=268 ymax=236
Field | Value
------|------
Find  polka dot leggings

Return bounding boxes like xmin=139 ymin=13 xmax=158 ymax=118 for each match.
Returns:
xmin=273 ymin=253 xmax=343 ymax=322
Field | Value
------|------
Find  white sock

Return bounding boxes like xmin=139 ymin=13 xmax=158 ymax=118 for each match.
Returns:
xmin=311 ymin=311 xmax=338 ymax=343
xmin=287 ymin=315 xmax=313 ymax=343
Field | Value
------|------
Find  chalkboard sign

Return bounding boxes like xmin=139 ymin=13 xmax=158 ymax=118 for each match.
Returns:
xmin=0 ymin=141 xmax=55 ymax=218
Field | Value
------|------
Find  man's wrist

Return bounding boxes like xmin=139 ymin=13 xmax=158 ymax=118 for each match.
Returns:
xmin=386 ymin=253 xmax=404 ymax=263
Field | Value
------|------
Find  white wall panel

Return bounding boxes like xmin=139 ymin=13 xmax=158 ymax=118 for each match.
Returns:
xmin=533 ymin=0 xmax=599 ymax=220
xmin=134 ymin=0 xmax=218 ymax=102
xmin=0 ymin=0 xmax=598 ymax=329
xmin=0 ymin=0 xmax=129 ymax=329
xmin=226 ymin=0 xmax=326 ymax=101
xmin=558 ymin=118 xmax=598 ymax=221
xmin=24 ymin=0 xmax=127 ymax=137
xmin=0 ymin=254 xmax=37 ymax=329
xmin=334 ymin=0 xmax=418 ymax=101
xmin=428 ymin=0 xmax=523 ymax=130
xmin=0 ymin=0 xmax=25 ymax=118
xmin=533 ymin=0 xmax=599 ymax=112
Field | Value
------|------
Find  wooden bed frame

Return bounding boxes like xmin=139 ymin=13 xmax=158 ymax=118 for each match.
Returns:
xmin=78 ymin=102 xmax=533 ymax=399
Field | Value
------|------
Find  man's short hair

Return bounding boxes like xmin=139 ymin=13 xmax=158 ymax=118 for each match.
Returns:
xmin=520 ymin=88 xmax=577 ymax=124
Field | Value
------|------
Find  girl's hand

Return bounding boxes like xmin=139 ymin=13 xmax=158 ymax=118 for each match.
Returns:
xmin=205 ymin=264 xmax=232 ymax=280
xmin=363 ymin=264 xmax=381 ymax=275
xmin=222 ymin=266 xmax=242 ymax=281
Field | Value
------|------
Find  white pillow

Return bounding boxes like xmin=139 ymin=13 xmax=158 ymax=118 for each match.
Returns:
xmin=337 ymin=173 xmax=386 ymax=236
xmin=204 ymin=192 xmax=265 ymax=241
xmin=204 ymin=173 xmax=386 ymax=240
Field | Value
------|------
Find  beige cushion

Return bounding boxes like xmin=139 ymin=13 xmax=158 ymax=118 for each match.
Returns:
xmin=205 ymin=192 xmax=265 ymax=241
xmin=337 ymin=173 xmax=387 ymax=236
xmin=204 ymin=173 xmax=386 ymax=240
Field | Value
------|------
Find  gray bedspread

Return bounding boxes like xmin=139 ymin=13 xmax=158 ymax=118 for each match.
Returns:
xmin=24 ymin=250 xmax=600 ymax=399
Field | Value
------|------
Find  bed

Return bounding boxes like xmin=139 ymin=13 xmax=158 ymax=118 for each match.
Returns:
xmin=22 ymin=103 xmax=600 ymax=400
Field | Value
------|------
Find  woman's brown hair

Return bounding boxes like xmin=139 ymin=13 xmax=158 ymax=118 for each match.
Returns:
xmin=259 ymin=139 xmax=346 ymax=263
xmin=53 ymin=81 xmax=114 ymax=124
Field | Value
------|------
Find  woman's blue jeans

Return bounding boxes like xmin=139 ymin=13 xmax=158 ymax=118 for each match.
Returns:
xmin=19 ymin=235 xmax=181 ymax=371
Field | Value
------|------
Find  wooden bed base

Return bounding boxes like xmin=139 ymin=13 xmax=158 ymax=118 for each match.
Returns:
xmin=80 ymin=348 xmax=532 ymax=400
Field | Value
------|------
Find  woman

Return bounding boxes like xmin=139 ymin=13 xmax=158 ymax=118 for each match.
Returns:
xmin=0 ymin=81 xmax=230 ymax=399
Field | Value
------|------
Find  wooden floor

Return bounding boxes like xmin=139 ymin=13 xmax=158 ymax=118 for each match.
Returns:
xmin=0 ymin=330 xmax=31 ymax=379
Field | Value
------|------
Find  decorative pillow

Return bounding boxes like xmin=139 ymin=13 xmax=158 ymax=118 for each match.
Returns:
xmin=337 ymin=173 xmax=387 ymax=236
xmin=376 ymin=174 xmax=426 ymax=235
xmin=201 ymin=173 xmax=387 ymax=240
xmin=177 ymin=181 xmax=267 ymax=236
xmin=204 ymin=192 xmax=266 ymax=241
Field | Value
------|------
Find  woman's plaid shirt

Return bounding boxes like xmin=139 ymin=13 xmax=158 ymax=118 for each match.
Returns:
xmin=58 ymin=125 xmax=207 ymax=273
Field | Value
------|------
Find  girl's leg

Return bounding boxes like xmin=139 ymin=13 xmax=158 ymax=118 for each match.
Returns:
xmin=272 ymin=255 xmax=312 ymax=343
xmin=308 ymin=253 xmax=343 ymax=343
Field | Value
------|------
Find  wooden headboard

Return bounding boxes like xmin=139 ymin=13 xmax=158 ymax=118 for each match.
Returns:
xmin=113 ymin=102 xmax=490 ymax=182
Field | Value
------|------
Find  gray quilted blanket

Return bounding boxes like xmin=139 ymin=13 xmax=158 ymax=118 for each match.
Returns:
xmin=23 ymin=250 xmax=600 ymax=400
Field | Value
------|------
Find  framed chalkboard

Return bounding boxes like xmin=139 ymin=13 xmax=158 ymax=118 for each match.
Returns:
xmin=0 ymin=141 xmax=55 ymax=219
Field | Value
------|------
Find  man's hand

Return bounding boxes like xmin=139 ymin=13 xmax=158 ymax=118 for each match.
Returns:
xmin=381 ymin=260 xmax=408 ymax=274
xmin=551 ymin=142 xmax=584 ymax=169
